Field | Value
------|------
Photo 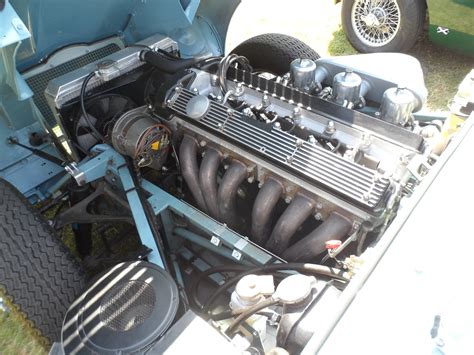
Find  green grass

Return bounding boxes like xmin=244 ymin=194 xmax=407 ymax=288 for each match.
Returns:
xmin=327 ymin=27 xmax=358 ymax=57
xmin=0 ymin=300 xmax=46 ymax=355
xmin=409 ymin=40 xmax=473 ymax=111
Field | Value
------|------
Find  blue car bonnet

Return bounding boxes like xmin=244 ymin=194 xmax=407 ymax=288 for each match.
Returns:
xmin=4 ymin=0 xmax=239 ymax=72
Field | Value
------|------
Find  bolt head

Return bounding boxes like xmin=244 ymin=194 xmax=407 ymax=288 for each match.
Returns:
xmin=325 ymin=121 xmax=336 ymax=135
xmin=315 ymin=213 xmax=322 ymax=221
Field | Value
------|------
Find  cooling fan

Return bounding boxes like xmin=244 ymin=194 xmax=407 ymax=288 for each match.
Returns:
xmin=74 ymin=94 xmax=136 ymax=151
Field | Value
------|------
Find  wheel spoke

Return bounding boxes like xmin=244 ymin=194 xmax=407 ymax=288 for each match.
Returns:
xmin=351 ymin=0 xmax=400 ymax=46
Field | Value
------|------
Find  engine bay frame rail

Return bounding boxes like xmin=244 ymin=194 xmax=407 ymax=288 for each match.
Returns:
xmin=70 ymin=145 xmax=274 ymax=268
xmin=141 ymin=180 xmax=275 ymax=266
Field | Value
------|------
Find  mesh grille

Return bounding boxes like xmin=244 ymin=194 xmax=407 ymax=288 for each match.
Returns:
xmin=100 ymin=280 xmax=156 ymax=332
xmin=25 ymin=43 xmax=121 ymax=127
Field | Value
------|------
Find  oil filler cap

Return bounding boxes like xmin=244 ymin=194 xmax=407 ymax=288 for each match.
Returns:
xmin=61 ymin=261 xmax=178 ymax=354
xmin=186 ymin=95 xmax=210 ymax=120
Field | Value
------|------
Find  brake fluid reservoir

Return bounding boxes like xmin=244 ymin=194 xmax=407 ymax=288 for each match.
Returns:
xmin=332 ymin=69 xmax=362 ymax=108
xmin=380 ymin=86 xmax=415 ymax=126
xmin=229 ymin=274 xmax=274 ymax=341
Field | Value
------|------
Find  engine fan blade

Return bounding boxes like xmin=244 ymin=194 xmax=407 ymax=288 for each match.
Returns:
xmin=73 ymin=95 xmax=136 ymax=153
xmin=76 ymin=114 xmax=99 ymax=151
xmin=77 ymin=132 xmax=99 ymax=151
xmin=97 ymin=95 xmax=111 ymax=117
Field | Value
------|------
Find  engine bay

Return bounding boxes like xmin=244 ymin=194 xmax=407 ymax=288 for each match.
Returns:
xmin=39 ymin=34 xmax=463 ymax=354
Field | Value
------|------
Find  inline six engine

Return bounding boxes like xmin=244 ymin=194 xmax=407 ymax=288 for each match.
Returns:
xmin=45 ymin=37 xmax=453 ymax=354
xmin=153 ymin=53 xmax=442 ymax=262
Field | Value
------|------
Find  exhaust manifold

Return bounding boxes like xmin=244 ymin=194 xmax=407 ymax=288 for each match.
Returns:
xmin=179 ymin=139 xmax=353 ymax=261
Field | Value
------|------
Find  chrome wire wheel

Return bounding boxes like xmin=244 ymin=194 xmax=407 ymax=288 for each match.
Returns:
xmin=351 ymin=0 xmax=401 ymax=47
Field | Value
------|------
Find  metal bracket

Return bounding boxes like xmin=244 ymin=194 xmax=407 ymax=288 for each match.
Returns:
xmin=65 ymin=163 xmax=86 ymax=186
xmin=54 ymin=182 xmax=133 ymax=228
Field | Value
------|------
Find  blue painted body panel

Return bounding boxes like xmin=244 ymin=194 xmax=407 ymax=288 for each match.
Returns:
xmin=0 ymin=0 xmax=239 ymax=200
xmin=9 ymin=0 xmax=239 ymax=71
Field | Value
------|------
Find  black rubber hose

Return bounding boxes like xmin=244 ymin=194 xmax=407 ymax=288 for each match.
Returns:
xmin=191 ymin=265 xmax=249 ymax=310
xmin=217 ymin=161 xmax=248 ymax=228
xmin=140 ymin=50 xmax=196 ymax=74
xmin=80 ymin=71 xmax=106 ymax=143
xmin=210 ymin=302 xmax=282 ymax=321
xmin=202 ymin=263 xmax=349 ymax=314
xmin=199 ymin=148 xmax=222 ymax=219
xmin=265 ymin=194 xmax=315 ymax=255
xmin=179 ymin=135 xmax=208 ymax=213
xmin=282 ymin=213 xmax=352 ymax=262
xmin=226 ymin=297 xmax=280 ymax=334
xmin=251 ymin=178 xmax=284 ymax=245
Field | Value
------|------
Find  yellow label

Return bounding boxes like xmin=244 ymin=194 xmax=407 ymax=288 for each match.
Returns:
xmin=151 ymin=141 xmax=160 ymax=151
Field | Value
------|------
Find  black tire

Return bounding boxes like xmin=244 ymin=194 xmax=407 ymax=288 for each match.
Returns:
xmin=0 ymin=179 xmax=85 ymax=343
xmin=231 ymin=33 xmax=320 ymax=75
xmin=342 ymin=0 xmax=426 ymax=53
